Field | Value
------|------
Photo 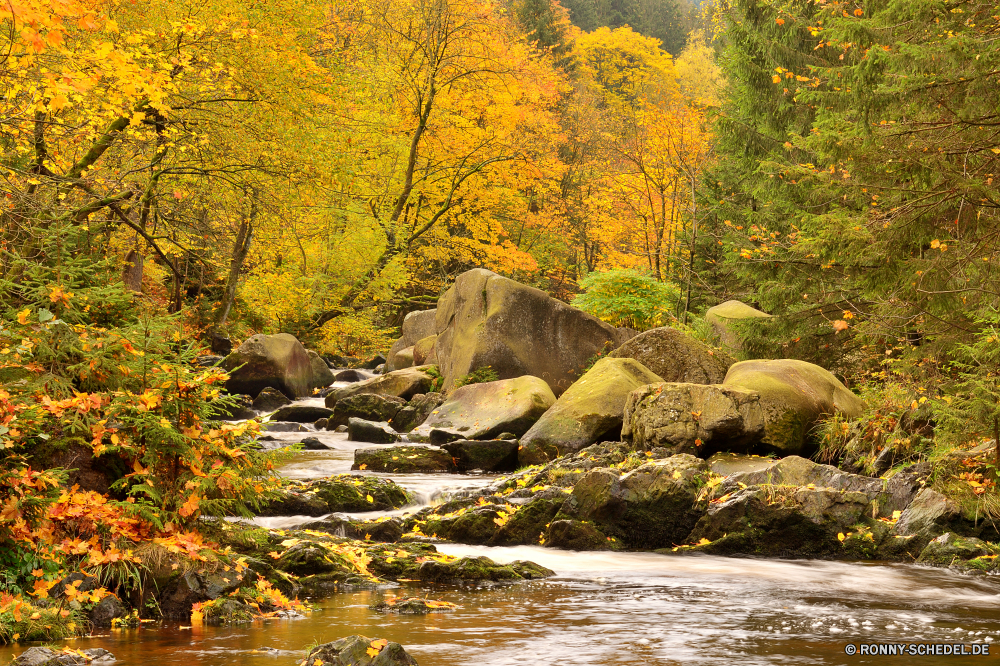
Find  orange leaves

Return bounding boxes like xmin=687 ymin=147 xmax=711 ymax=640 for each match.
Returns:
xmin=366 ymin=639 xmax=389 ymax=658
xmin=832 ymin=319 xmax=849 ymax=333
xmin=177 ymin=493 xmax=201 ymax=518
xmin=48 ymin=285 xmax=73 ymax=307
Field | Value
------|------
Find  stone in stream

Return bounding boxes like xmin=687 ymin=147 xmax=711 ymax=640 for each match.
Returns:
xmin=386 ymin=308 xmax=438 ymax=371
xmin=221 ymin=333 xmax=313 ymax=399
xmin=889 ymin=487 xmax=961 ymax=547
xmin=519 ymin=357 xmax=663 ymax=464
xmin=301 ymin=516 xmax=405 ymax=543
xmin=553 ymin=455 xmax=710 ymax=550
xmin=252 ymin=386 xmax=291 ymax=412
xmin=328 ymin=393 xmax=406 ymax=428
xmin=441 ymin=439 xmax=519 ymax=472
xmin=353 ymin=445 xmax=455 ymax=473
xmin=308 ymin=350 xmax=336 ymax=389
xmin=262 ymin=422 xmax=309 ymax=433
xmin=260 ymin=476 xmax=412 ymax=516
xmin=416 ymin=556 xmax=553 ymax=583
xmin=544 ymin=519 xmax=613 ymax=550
xmin=347 ymin=418 xmax=401 ymax=444
xmin=325 ymin=366 xmax=437 ymax=407
xmin=370 ymin=597 xmax=457 ymax=614
xmin=298 ymin=437 xmax=329 ymax=450
xmin=334 ymin=369 xmax=368 ymax=383
xmin=13 ymin=648 xmax=116 ymax=666
xmin=608 ymin=326 xmax=733 ymax=385
xmin=410 ymin=376 xmax=555 ymax=441
xmin=916 ymin=532 xmax=1000 ymax=572
xmin=271 ymin=404 xmax=334 ymax=423
xmin=390 ymin=392 xmax=446 ymax=433
xmin=307 ymin=635 xmax=418 ymax=666
xmin=432 ymin=269 xmax=626 ymax=396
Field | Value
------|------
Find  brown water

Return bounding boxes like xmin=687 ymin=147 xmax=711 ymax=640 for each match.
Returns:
xmin=4 ymin=395 xmax=998 ymax=665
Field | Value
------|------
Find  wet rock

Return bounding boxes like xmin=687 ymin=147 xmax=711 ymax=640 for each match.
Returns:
xmin=309 ymin=475 xmax=412 ymax=512
xmin=387 ymin=309 xmax=438 ymax=372
xmin=329 ymin=393 xmax=406 ymax=428
xmin=557 ymin=455 xmax=710 ymax=549
xmin=433 ymin=268 xmax=620 ymax=395
xmin=370 ymin=597 xmax=457 ymax=614
xmin=705 ymin=300 xmax=772 ymax=352
xmin=264 ymin=422 xmax=309 ymax=433
xmin=348 ymin=418 xmax=401 ymax=444
xmin=608 ymin=326 xmax=732 ymax=385
xmin=159 ymin=569 xmax=245 ymax=620
xmin=252 ymin=387 xmax=291 ymax=412
xmin=544 ymin=519 xmax=611 ymax=550
xmin=276 ymin=543 xmax=352 ymax=577
xmin=303 ymin=517 xmax=406 ymax=543
xmin=335 ymin=424 xmax=348 ymax=433
xmin=498 ymin=496 xmax=566 ymax=545
xmin=314 ymin=418 xmax=329 ymax=430
xmin=687 ymin=486 xmax=871 ymax=558
xmin=917 ymin=533 xmax=1000 ymax=571
xmin=391 ymin=392 xmax=446 ymax=433
xmin=722 ymin=359 xmax=866 ymax=456
xmin=307 ymin=635 xmax=419 ymax=666
xmin=442 ymin=439 xmax=519 ymax=472
xmin=722 ymin=455 xmax=922 ymax=518
xmin=222 ymin=333 xmax=313 ymax=399
xmin=257 ymin=490 xmax=329 ymax=517
xmin=353 ymin=446 xmax=455 ymax=473
xmin=13 ymin=648 xmax=116 ymax=666
xmin=298 ymin=437 xmax=329 ymax=450
xmin=326 ymin=366 xmax=437 ymax=407
xmin=417 ymin=556 xmax=526 ymax=583
xmin=88 ymin=594 xmax=126 ymax=628
xmin=411 ymin=376 xmax=555 ymax=441
xmin=520 ymin=357 xmax=663 ymax=462
xmin=308 ymin=350 xmax=337 ymax=389
xmin=335 ymin=369 xmax=368 ymax=383
xmin=272 ymin=405 xmax=334 ymax=423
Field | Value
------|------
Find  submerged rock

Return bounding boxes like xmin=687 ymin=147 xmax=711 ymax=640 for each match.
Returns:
xmin=307 ymin=635 xmax=418 ymax=666
xmin=13 ymin=648 xmax=116 ymax=666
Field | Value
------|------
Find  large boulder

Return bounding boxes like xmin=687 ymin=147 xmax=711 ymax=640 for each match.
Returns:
xmin=410 ymin=376 xmax=555 ymax=441
xmin=723 ymin=359 xmax=865 ymax=455
xmin=386 ymin=309 xmax=438 ymax=371
xmin=347 ymin=418 xmax=401 ymax=444
xmin=622 ymin=383 xmax=765 ymax=457
xmin=704 ymin=300 xmax=772 ymax=352
xmin=433 ymin=268 xmax=619 ymax=395
xmin=520 ymin=357 xmax=663 ymax=460
xmin=608 ymin=326 xmax=732 ymax=384
xmin=325 ymin=366 xmax=437 ymax=407
xmin=308 ymin=350 xmax=336 ymax=389
xmin=221 ymin=333 xmax=313 ymax=399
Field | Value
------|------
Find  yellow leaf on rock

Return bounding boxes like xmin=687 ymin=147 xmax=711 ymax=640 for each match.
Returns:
xmin=837 ymin=532 xmax=846 ymax=542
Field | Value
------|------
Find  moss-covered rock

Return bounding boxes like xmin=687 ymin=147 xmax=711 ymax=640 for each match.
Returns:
xmin=916 ymin=532 xmax=1000 ymax=571
xmin=390 ymin=392 xmax=445 ymax=433
xmin=416 ymin=555 xmax=526 ymax=583
xmin=410 ymin=375 xmax=556 ymax=441
xmin=609 ymin=326 xmax=733 ymax=385
xmin=353 ymin=445 xmax=456 ymax=473
xmin=412 ymin=335 xmax=438 ymax=365
xmin=722 ymin=359 xmax=865 ymax=456
xmin=544 ymin=519 xmax=613 ymax=550
xmin=347 ymin=418 xmax=402 ymax=444
xmin=520 ymin=357 xmax=663 ymax=460
xmin=704 ymin=300 xmax=772 ymax=352
xmin=307 ymin=635 xmax=419 ymax=666
xmin=442 ymin=439 xmax=519 ymax=472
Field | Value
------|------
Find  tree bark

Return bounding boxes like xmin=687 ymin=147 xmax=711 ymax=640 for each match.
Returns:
xmin=214 ymin=204 xmax=255 ymax=329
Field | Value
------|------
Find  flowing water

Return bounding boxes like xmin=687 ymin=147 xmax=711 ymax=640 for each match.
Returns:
xmin=5 ymin=394 xmax=999 ymax=665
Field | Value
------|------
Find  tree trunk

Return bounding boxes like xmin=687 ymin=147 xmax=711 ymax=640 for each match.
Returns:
xmin=214 ymin=211 xmax=254 ymax=330
xmin=123 ymin=249 xmax=144 ymax=293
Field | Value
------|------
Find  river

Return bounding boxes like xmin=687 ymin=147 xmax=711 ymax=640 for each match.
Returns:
xmin=3 ymin=393 xmax=998 ymax=665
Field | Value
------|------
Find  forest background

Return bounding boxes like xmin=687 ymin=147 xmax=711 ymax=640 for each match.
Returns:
xmin=1 ymin=0 xmax=1000 ymax=641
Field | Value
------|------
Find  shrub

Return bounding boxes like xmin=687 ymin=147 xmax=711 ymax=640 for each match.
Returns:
xmin=571 ymin=269 xmax=681 ymax=331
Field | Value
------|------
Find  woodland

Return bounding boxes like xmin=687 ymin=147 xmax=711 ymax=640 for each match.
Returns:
xmin=1 ymin=0 xmax=1000 ymax=660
